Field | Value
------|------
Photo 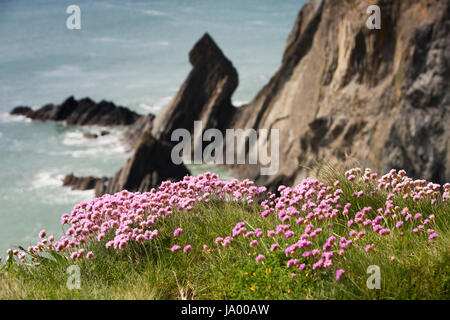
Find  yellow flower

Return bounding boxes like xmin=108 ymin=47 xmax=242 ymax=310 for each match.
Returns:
xmin=250 ymin=285 xmax=256 ymax=291
xmin=244 ymin=272 xmax=248 ymax=276
xmin=265 ymin=268 xmax=271 ymax=275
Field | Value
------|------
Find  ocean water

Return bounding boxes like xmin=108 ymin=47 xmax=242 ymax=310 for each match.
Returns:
xmin=0 ymin=0 xmax=305 ymax=256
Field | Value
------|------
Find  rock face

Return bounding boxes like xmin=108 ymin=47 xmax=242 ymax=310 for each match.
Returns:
xmin=95 ymin=131 xmax=190 ymax=197
xmin=151 ymin=33 xmax=238 ymax=142
xmin=63 ymin=174 xmax=107 ymax=191
xmin=123 ymin=113 xmax=156 ymax=149
xmin=227 ymin=0 xmax=449 ymax=187
xmin=144 ymin=0 xmax=449 ymax=188
xmin=10 ymin=96 xmax=141 ymax=126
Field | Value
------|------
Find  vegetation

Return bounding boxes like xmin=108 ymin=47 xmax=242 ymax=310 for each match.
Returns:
xmin=1 ymin=167 xmax=449 ymax=299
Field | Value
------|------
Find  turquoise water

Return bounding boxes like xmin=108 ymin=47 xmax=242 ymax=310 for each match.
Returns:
xmin=0 ymin=0 xmax=305 ymax=256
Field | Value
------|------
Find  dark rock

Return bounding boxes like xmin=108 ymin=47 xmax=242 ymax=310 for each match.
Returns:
xmin=225 ymin=0 xmax=449 ymax=185
xmin=100 ymin=130 xmax=110 ymax=136
xmin=10 ymin=96 xmax=141 ymax=126
xmin=10 ymin=106 xmax=34 ymax=117
xmin=63 ymin=174 xmax=107 ymax=191
xmin=123 ymin=113 xmax=155 ymax=149
xmin=95 ymin=131 xmax=190 ymax=197
xmin=83 ymin=133 xmax=98 ymax=139
xmin=151 ymin=33 xmax=238 ymax=142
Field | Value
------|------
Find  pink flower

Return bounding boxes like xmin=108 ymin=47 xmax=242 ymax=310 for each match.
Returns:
xmin=86 ymin=251 xmax=94 ymax=259
xmin=173 ymin=228 xmax=183 ymax=237
xmin=287 ymin=259 xmax=299 ymax=268
xmin=38 ymin=230 xmax=46 ymax=239
xmin=255 ymin=254 xmax=265 ymax=263
xmin=267 ymin=230 xmax=276 ymax=237
xmin=270 ymin=243 xmax=279 ymax=252
xmin=170 ymin=245 xmax=181 ymax=252
xmin=215 ymin=237 xmax=223 ymax=245
xmin=428 ymin=233 xmax=438 ymax=242
xmin=249 ymin=240 xmax=258 ymax=247
xmin=183 ymin=245 xmax=192 ymax=253
xmin=284 ymin=230 xmax=295 ymax=239
xmin=335 ymin=269 xmax=345 ymax=280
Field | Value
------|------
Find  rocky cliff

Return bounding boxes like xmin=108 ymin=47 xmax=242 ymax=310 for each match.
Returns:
xmin=11 ymin=96 xmax=141 ymax=126
xmin=124 ymin=0 xmax=448 ymax=190
xmin=228 ymin=0 xmax=449 ymax=187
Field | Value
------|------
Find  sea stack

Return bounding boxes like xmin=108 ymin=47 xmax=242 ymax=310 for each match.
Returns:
xmin=10 ymin=96 xmax=141 ymax=126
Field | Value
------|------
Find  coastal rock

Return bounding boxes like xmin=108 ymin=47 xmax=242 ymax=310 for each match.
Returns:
xmin=151 ymin=33 xmax=238 ymax=142
xmin=10 ymin=96 xmax=141 ymax=126
xmin=63 ymin=174 xmax=107 ymax=191
xmin=123 ymin=113 xmax=155 ymax=149
xmin=83 ymin=133 xmax=98 ymax=139
xmin=95 ymin=131 xmax=190 ymax=197
xmin=226 ymin=0 xmax=450 ymax=185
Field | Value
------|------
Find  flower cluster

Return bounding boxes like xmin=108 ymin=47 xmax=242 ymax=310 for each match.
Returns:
xmin=213 ymin=168 xmax=447 ymax=281
xmin=4 ymin=173 xmax=265 ymax=264
xmin=2 ymin=169 xmax=447 ymax=284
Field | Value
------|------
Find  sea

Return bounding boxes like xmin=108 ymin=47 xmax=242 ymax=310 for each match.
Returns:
xmin=0 ymin=0 xmax=306 ymax=256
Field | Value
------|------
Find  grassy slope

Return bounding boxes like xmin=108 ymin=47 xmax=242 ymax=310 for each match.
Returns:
xmin=1 ymin=172 xmax=449 ymax=299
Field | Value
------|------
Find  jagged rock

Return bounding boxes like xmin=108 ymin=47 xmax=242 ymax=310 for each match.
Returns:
xmin=123 ymin=113 xmax=155 ymax=149
xmin=63 ymin=174 xmax=107 ymax=191
xmin=10 ymin=106 xmax=34 ymax=118
xmin=10 ymin=96 xmax=141 ymax=126
xmin=226 ymin=0 xmax=449 ymax=185
xmin=95 ymin=131 xmax=190 ymax=197
xmin=151 ymin=33 xmax=238 ymax=142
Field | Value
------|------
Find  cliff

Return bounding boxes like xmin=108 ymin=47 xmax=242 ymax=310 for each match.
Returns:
xmin=138 ymin=0 xmax=448 ymax=189
xmin=228 ymin=0 xmax=449 ymax=187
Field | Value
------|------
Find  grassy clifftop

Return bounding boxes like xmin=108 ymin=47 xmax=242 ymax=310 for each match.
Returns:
xmin=1 ymin=168 xmax=449 ymax=299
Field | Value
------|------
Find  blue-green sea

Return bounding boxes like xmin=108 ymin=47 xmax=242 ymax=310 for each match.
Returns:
xmin=0 ymin=0 xmax=305 ymax=256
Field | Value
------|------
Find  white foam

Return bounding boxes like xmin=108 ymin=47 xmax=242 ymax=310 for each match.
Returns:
xmin=62 ymin=131 xmax=86 ymax=146
xmin=138 ymin=41 xmax=170 ymax=48
xmin=138 ymin=95 xmax=173 ymax=114
xmin=31 ymin=170 xmax=65 ymax=189
xmin=38 ymin=65 xmax=82 ymax=78
xmin=29 ymin=169 xmax=96 ymax=204
xmin=0 ymin=112 xmax=32 ymax=123
xmin=37 ymin=65 xmax=108 ymax=81
xmin=92 ymin=37 xmax=120 ymax=43
xmin=232 ymin=100 xmax=250 ymax=107
xmin=141 ymin=9 xmax=168 ymax=16
xmin=60 ymin=144 xmax=126 ymax=158
xmin=45 ymin=188 xmax=94 ymax=205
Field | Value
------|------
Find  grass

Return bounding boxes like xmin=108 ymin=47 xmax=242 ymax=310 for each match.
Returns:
xmin=0 ymin=169 xmax=449 ymax=300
